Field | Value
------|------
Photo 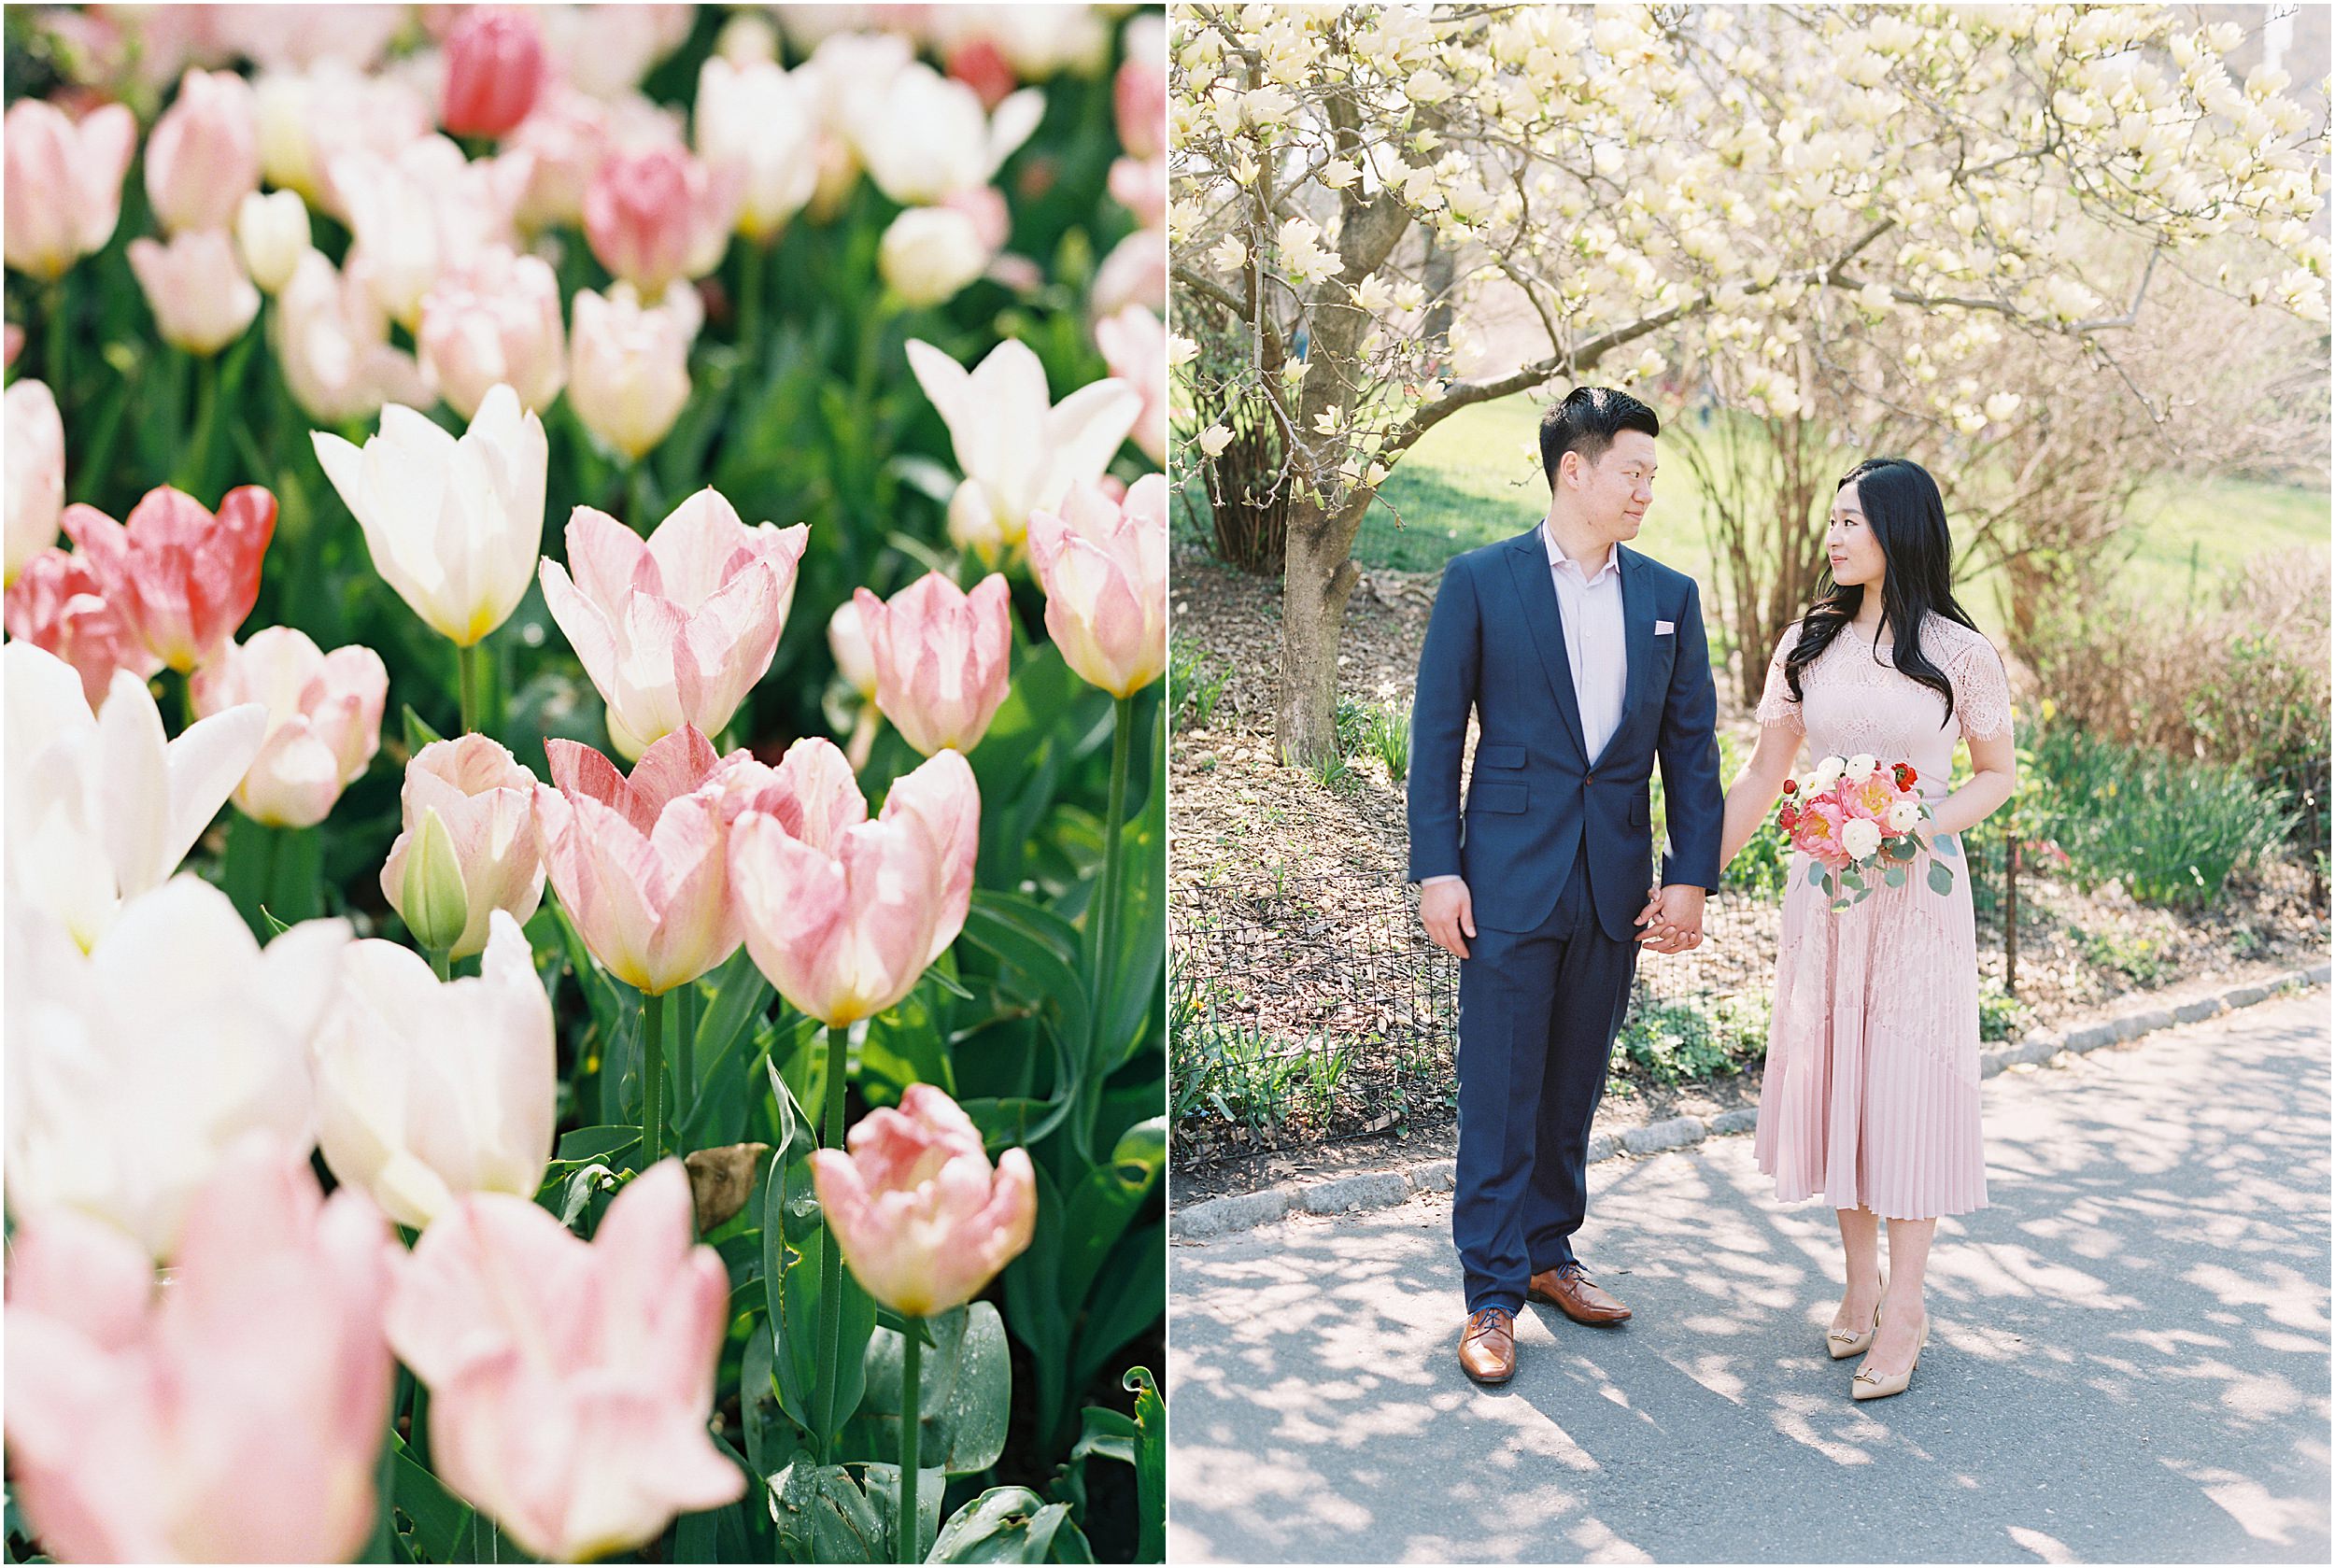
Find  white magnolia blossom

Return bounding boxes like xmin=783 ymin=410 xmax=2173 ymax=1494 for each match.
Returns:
xmin=1168 ymin=4 xmax=2328 ymax=515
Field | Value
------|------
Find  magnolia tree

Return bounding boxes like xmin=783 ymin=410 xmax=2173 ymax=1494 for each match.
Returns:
xmin=1168 ymin=2 xmax=2329 ymax=763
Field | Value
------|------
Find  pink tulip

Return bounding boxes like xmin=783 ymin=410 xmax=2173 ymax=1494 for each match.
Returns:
xmin=537 ymin=3 xmax=695 ymax=100
xmin=3 ymin=1139 xmax=394 ymax=1564
xmin=62 ymin=485 xmax=276 ymax=672
xmin=568 ymin=281 xmax=698 ymax=459
xmin=127 ymin=229 xmax=262 ymax=357
xmin=583 ymin=143 xmax=739 ymax=299
xmin=333 ymin=134 xmax=530 ymax=328
xmin=191 ymin=627 xmax=387 ymax=828
xmin=380 ymin=734 xmax=545 ymax=962
xmin=1108 ymin=153 xmax=1167 ymax=233
xmin=541 ymin=490 xmax=809 ymax=759
xmin=273 ymin=248 xmax=435 ymax=424
xmin=1096 ymin=304 xmax=1168 ymax=466
xmin=254 ymin=61 xmax=432 ymax=218
xmin=3 ymin=550 xmax=162 ymax=709
xmin=4 ymin=98 xmax=136 ymax=279
xmin=7 ymin=377 xmax=66 ymax=586
xmin=728 ymin=742 xmax=979 ymax=1026
xmin=1091 ymin=225 xmax=1165 ymax=321
xmin=1114 ymin=30 xmax=1166 ymax=161
xmin=145 ymin=68 xmax=262 ymax=234
xmin=811 ymin=1083 xmax=1036 ymax=1317
xmin=418 ymin=245 xmax=568 ymax=418
xmin=853 ymin=572 xmax=1012 ymax=756
xmin=442 ymin=7 xmax=549 ymax=139
xmin=505 ymin=85 xmax=616 ymax=230
xmin=1026 ymin=474 xmax=1168 ymax=699
xmin=534 ymin=726 xmax=747 ymax=996
xmin=384 ymin=1159 xmax=743 ymax=1561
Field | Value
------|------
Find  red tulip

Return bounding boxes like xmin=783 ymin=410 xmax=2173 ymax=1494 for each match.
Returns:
xmin=3 ymin=549 xmax=161 ymax=710
xmin=441 ymin=8 xmax=548 ymax=139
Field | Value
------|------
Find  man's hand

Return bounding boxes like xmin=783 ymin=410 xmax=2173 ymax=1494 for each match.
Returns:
xmin=1634 ymin=883 xmax=1706 ymax=954
xmin=1421 ymin=879 xmax=1477 ymax=960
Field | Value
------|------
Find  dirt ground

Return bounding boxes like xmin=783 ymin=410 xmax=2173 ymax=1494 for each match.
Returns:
xmin=1169 ymin=542 xmax=2334 ymax=1202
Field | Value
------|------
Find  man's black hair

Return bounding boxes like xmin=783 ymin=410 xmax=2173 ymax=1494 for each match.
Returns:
xmin=1538 ymin=386 xmax=1661 ymax=487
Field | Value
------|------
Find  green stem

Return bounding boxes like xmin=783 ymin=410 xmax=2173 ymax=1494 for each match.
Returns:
xmin=899 ymin=1317 xmax=923 ymax=1564
xmin=46 ymin=273 xmax=68 ymax=408
xmin=176 ymin=349 xmax=217 ymax=493
xmin=814 ymin=1019 xmax=849 ymax=1455
xmin=674 ymin=986 xmax=697 ymax=1136
xmin=262 ymin=822 xmax=279 ymax=925
xmin=1090 ymin=698 xmax=1136 ymax=1036
xmin=642 ymin=986 xmax=668 ymax=1167
xmin=457 ymin=639 xmax=483 ymax=735
xmin=177 ymin=669 xmax=199 ymax=734
xmin=740 ymin=236 xmax=765 ymax=360
xmin=627 ymin=458 xmax=656 ymax=530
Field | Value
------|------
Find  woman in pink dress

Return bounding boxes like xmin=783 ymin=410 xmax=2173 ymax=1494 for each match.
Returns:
xmin=1718 ymin=457 xmax=2017 ymax=1401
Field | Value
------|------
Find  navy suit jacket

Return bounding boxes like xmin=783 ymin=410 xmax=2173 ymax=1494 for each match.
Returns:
xmin=1406 ymin=526 xmax=1726 ymax=939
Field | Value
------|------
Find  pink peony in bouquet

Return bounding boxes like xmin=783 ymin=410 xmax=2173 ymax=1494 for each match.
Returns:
xmin=1776 ymin=753 xmax=1957 ymax=910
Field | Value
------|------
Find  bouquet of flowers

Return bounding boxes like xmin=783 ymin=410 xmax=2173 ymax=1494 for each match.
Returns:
xmin=1777 ymin=753 xmax=1959 ymax=911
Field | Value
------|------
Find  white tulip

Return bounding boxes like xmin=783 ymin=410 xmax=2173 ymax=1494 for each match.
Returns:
xmin=851 ymin=64 xmax=1041 ymax=206
xmin=878 ymin=206 xmax=990 ymax=307
xmin=312 ymin=911 xmax=556 ymax=1230
xmin=4 ymin=875 xmax=347 ymax=1257
xmin=695 ymin=56 xmax=819 ymax=242
xmin=312 ymin=383 xmax=548 ymax=647
xmin=4 ymin=643 xmax=267 ymax=952
xmin=234 ymin=188 xmax=310 ymax=294
xmin=906 ymin=338 xmax=1140 ymax=560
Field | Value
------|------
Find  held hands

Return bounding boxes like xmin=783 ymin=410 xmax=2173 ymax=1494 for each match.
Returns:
xmin=1634 ymin=883 xmax=1705 ymax=954
xmin=1420 ymin=879 xmax=1476 ymax=960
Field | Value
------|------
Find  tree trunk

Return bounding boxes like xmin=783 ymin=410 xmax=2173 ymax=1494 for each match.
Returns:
xmin=1276 ymin=502 xmax=1362 ymax=766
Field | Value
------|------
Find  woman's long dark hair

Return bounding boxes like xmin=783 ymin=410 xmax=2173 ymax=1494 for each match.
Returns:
xmin=1784 ymin=457 xmax=1980 ymax=726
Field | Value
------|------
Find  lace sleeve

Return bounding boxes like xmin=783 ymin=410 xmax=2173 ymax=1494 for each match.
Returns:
xmin=1947 ymin=631 xmax=2014 ymax=742
xmin=1753 ymin=625 xmax=1804 ymax=734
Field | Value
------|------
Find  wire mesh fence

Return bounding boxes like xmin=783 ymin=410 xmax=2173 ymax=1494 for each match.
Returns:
xmin=1169 ymin=855 xmax=1792 ymax=1167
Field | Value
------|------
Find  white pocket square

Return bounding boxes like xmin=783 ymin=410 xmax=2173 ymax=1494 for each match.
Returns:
xmin=1655 ymin=620 xmax=1676 ymax=636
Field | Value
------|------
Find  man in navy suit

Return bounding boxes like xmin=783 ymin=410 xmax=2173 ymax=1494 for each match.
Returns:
xmin=1407 ymin=387 xmax=1725 ymax=1384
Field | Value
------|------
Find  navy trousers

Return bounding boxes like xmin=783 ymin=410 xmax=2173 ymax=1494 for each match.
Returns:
xmin=1452 ymin=851 xmax=1640 ymax=1314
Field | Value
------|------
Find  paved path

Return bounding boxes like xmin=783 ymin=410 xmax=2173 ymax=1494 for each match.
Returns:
xmin=1168 ymin=995 xmax=2330 ymax=1564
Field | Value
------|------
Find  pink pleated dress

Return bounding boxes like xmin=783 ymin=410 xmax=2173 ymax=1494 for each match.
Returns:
xmin=1750 ymin=614 xmax=2015 ymax=1220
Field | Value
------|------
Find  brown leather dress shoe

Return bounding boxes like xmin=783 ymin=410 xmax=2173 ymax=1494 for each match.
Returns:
xmin=1528 ymin=1261 xmax=1632 ymax=1325
xmin=1458 ymin=1307 xmax=1517 ymax=1383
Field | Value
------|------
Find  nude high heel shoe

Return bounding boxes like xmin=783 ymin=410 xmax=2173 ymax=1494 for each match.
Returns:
xmin=1851 ymin=1312 xmax=1930 ymax=1400
xmin=1827 ymin=1304 xmax=1879 ymax=1360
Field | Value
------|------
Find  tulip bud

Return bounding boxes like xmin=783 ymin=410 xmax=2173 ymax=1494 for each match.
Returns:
xmin=235 ymin=189 xmax=310 ymax=294
xmin=828 ymin=599 xmax=878 ymax=700
xmin=568 ymin=284 xmax=695 ymax=461
xmin=144 ymin=69 xmax=262 ymax=235
xmin=878 ymin=205 xmax=989 ymax=307
xmin=4 ymin=99 xmax=137 ymax=280
xmin=441 ymin=8 xmax=548 ymax=139
xmin=127 ymin=231 xmax=262 ymax=357
xmin=810 ymin=1083 xmax=1036 ymax=1318
xmin=402 ymin=807 xmax=472 ymax=954
xmin=6 ymin=378 xmax=65 ymax=586
xmin=854 ymin=572 xmax=1012 ymax=756
xmin=1026 ymin=474 xmax=1169 ymax=699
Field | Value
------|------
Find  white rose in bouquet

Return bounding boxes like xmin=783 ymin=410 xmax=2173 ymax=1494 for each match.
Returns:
xmin=1840 ymin=818 xmax=1884 ymax=861
xmin=1844 ymin=754 xmax=1877 ymax=784
xmin=1886 ymin=798 xmax=1923 ymax=834
xmin=1809 ymin=755 xmax=1847 ymax=791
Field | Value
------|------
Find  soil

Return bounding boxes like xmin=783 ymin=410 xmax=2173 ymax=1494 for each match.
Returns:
xmin=1169 ymin=542 xmax=2333 ymax=1204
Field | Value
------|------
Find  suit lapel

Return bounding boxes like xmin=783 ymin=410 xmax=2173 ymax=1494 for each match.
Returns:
xmin=1504 ymin=528 xmax=1589 ymax=760
xmin=1614 ymin=544 xmax=1657 ymax=756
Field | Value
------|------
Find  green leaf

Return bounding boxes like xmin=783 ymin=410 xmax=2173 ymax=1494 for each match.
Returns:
xmin=1934 ymin=830 xmax=1961 ymax=859
xmin=1928 ymin=859 xmax=1957 ymax=895
xmin=1058 ymin=1118 xmax=1165 ymax=1316
xmin=1072 ymin=1222 xmax=1166 ymax=1392
xmin=1099 ymin=708 xmax=1167 ymax=1073
xmin=928 ymin=1488 xmax=1073 ymax=1564
xmin=1126 ymin=1367 xmax=1166 ymax=1563
xmin=1884 ymin=864 xmax=1907 ymax=888
xmin=840 ymin=1302 xmax=1012 ymax=1474
xmin=860 ymin=975 xmax=955 ymax=1105
xmin=1804 ymin=859 xmax=1829 ymax=888
xmin=771 ymin=1462 xmax=883 ymax=1565
xmin=547 ymin=1125 xmax=642 ymax=1172
xmin=860 ymin=1464 xmax=946 ymax=1563
xmin=1068 ymin=1406 xmax=1139 ymax=1469
xmin=761 ymin=1133 xmax=879 ymax=1448
xmin=402 ymin=703 xmax=446 ymax=754
xmin=389 ymin=1434 xmax=472 ymax=1561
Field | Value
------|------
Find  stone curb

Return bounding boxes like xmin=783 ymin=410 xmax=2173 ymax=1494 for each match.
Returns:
xmin=1168 ymin=964 xmax=2328 ymax=1243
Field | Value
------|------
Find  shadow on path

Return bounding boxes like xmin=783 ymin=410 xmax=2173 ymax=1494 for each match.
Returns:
xmin=1168 ymin=997 xmax=2331 ymax=1564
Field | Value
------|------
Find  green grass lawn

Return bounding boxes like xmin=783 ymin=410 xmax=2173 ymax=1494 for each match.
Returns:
xmin=1356 ymin=396 xmax=2329 ymax=645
